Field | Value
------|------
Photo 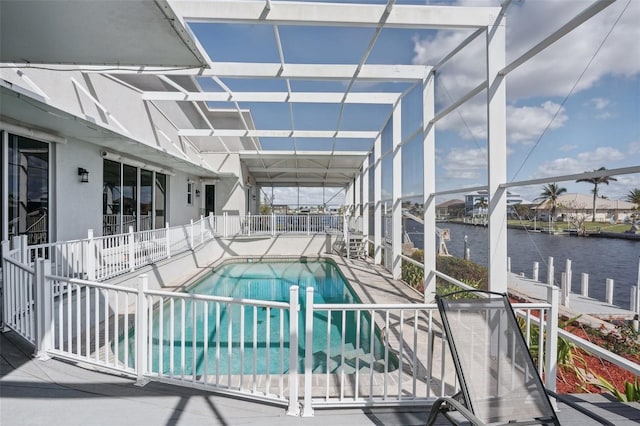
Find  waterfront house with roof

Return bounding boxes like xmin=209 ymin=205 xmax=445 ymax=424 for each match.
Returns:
xmin=533 ymin=193 xmax=637 ymax=223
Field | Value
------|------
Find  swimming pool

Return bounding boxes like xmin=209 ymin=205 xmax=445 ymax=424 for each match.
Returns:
xmin=133 ymin=259 xmax=394 ymax=375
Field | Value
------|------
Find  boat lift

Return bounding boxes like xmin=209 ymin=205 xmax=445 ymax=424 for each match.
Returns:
xmin=402 ymin=211 xmax=450 ymax=256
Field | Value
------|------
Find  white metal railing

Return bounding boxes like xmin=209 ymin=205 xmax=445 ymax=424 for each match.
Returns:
xmin=143 ymin=285 xmax=297 ymax=406
xmin=2 ymin=247 xmax=36 ymax=344
xmin=2 ymin=249 xmax=637 ymax=416
xmin=15 ymin=214 xmax=344 ymax=283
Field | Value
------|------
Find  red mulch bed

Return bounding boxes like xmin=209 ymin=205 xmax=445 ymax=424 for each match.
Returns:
xmin=508 ymin=295 xmax=639 ymax=395
xmin=556 ymin=325 xmax=639 ymax=395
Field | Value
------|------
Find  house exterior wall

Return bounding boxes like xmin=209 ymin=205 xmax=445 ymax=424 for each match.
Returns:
xmin=1 ymin=67 xmax=248 ymax=244
xmin=54 ymin=139 xmax=103 ymax=241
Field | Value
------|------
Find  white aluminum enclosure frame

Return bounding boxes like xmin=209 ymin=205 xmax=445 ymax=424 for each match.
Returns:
xmin=1 ymin=0 xmax=621 ymax=298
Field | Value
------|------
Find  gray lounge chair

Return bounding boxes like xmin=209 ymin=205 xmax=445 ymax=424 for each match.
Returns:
xmin=427 ymin=290 xmax=560 ymax=426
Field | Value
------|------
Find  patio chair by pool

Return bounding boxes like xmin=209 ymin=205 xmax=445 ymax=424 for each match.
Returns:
xmin=427 ymin=290 xmax=560 ymax=426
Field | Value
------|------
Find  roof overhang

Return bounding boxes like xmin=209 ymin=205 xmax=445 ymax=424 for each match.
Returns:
xmin=0 ymin=0 xmax=207 ymax=67
xmin=239 ymin=150 xmax=367 ymax=187
xmin=0 ymin=83 xmax=218 ymax=177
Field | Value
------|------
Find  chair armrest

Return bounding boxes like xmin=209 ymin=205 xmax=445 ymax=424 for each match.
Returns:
xmin=426 ymin=396 xmax=485 ymax=426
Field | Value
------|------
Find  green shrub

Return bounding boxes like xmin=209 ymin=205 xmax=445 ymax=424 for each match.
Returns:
xmin=400 ymin=252 xmax=489 ymax=294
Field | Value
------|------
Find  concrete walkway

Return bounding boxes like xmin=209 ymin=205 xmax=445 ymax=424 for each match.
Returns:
xmin=3 ymin=331 xmax=640 ymax=426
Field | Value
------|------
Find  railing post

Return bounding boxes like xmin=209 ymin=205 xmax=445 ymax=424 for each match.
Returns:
xmin=532 ymin=262 xmax=539 ymax=282
xmin=247 ymin=212 xmax=251 ymax=237
xmin=19 ymin=235 xmax=28 ymax=264
xmin=271 ymin=213 xmax=276 ymax=236
xmin=343 ymin=214 xmax=349 ymax=259
xmin=34 ymin=258 xmax=52 ymax=360
xmin=605 ymin=279 xmax=614 ymax=305
xmin=190 ymin=219 xmax=194 ymax=249
xmin=223 ymin=212 xmax=228 ymax=237
xmin=565 ymin=259 xmax=572 ymax=294
xmin=86 ymin=229 xmax=95 ymax=281
xmin=2 ymin=240 xmax=11 ymax=331
xmin=128 ymin=226 xmax=135 ymax=272
xmin=581 ymin=273 xmax=589 ymax=297
xmin=302 ymin=286 xmax=314 ymax=417
xmin=545 ymin=285 xmax=559 ymax=394
xmin=307 ymin=213 xmax=310 ymax=236
xmin=547 ymin=256 xmax=554 ymax=286
xmin=507 ymin=256 xmax=511 ymax=273
xmin=560 ymin=272 xmax=569 ymax=307
xmin=287 ymin=285 xmax=300 ymax=416
xmin=208 ymin=212 xmax=214 ymax=234
xmin=165 ymin=222 xmax=171 ymax=259
xmin=135 ymin=274 xmax=149 ymax=386
xmin=200 ymin=215 xmax=204 ymax=245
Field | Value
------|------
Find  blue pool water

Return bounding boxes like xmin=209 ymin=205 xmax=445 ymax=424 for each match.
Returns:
xmin=141 ymin=260 xmax=394 ymax=376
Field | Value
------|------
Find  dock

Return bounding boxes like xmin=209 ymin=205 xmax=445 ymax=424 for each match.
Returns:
xmin=507 ymin=273 xmax=637 ymax=322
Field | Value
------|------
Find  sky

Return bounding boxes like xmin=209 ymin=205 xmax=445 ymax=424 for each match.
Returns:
xmin=188 ymin=0 xmax=640 ymax=206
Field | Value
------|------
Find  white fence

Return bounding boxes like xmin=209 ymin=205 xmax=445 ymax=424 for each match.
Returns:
xmin=2 ymin=247 xmax=565 ymax=416
xmin=3 ymin=217 xmax=636 ymax=416
xmin=16 ymin=214 xmax=343 ymax=283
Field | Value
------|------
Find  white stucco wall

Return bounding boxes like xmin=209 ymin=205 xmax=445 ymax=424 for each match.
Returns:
xmin=2 ymin=67 xmax=249 ymax=239
xmin=54 ymin=140 xmax=103 ymax=241
xmin=109 ymin=234 xmax=337 ymax=291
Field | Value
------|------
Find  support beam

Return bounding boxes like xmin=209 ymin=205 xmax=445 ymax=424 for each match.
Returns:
xmin=486 ymin=13 xmax=508 ymax=293
xmin=423 ymin=73 xmax=436 ymax=303
xmin=143 ymin=91 xmax=400 ymax=104
xmin=171 ymin=1 xmax=500 ymax=29
xmin=32 ymin=63 xmax=432 ymax=81
xmin=373 ymin=135 xmax=382 ymax=264
xmin=254 ymin=177 xmax=354 ymax=185
xmin=253 ymin=167 xmax=360 ymax=174
xmin=362 ymin=157 xmax=370 ymax=250
xmin=180 ymin=129 xmax=378 ymax=139
xmin=391 ymin=104 xmax=402 ymax=279
xmin=239 ymin=150 xmax=368 ymax=160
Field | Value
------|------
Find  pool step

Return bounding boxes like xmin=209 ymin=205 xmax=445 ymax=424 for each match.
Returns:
xmin=312 ymin=348 xmax=386 ymax=373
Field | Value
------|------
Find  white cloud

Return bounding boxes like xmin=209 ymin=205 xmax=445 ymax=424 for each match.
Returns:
xmin=437 ymin=100 xmax=568 ymax=145
xmin=412 ymin=1 xmax=640 ymax=100
xmin=535 ymin=147 xmax=625 ymax=176
xmin=588 ymin=97 xmax=610 ymax=110
xmin=442 ymin=147 xmax=487 ymax=179
xmin=601 ymin=174 xmax=640 ymax=200
xmin=507 ymin=101 xmax=568 ymax=144
xmin=559 ymin=144 xmax=577 ymax=152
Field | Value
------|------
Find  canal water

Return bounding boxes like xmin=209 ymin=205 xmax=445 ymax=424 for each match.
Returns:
xmin=407 ymin=221 xmax=640 ymax=309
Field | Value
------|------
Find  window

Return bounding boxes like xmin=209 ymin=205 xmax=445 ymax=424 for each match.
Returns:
xmin=140 ymin=169 xmax=153 ymax=231
xmin=187 ymin=181 xmax=193 ymax=205
xmin=103 ymin=160 xmax=122 ymax=235
xmin=103 ymin=159 xmax=169 ymax=234
xmin=155 ymin=173 xmax=166 ymax=228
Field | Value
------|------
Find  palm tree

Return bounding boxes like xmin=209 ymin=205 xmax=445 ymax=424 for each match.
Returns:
xmin=474 ymin=197 xmax=488 ymax=216
xmin=576 ymin=167 xmax=618 ymax=222
xmin=534 ymin=183 xmax=567 ymax=221
xmin=626 ymin=188 xmax=640 ymax=206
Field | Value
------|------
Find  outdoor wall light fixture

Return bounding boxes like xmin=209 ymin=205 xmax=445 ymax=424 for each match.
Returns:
xmin=78 ymin=168 xmax=89 ymax=183
xmin=195 ymin=189 xmax=201 ymax=197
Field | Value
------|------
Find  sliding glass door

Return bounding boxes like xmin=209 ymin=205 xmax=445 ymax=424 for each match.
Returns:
xmin=7 ymin=134 xmax=49 ymax=244
xmin=103 ymin=158 xmax=168 ymax=235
